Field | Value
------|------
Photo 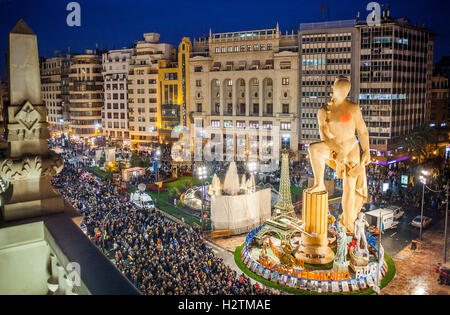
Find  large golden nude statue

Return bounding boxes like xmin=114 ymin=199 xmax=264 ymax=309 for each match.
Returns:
xmin=306 ymin=76 xmax=370 ymax=234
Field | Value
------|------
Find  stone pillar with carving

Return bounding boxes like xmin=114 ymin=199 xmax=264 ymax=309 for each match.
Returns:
xmin=0 ymin=19 xmax=64 ymax=221
xmin=296 ymin=191 xmax=335 ymax=265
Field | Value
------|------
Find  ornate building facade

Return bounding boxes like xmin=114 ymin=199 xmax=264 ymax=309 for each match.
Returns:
xmin=102 ymin=48 xmax=133 ymax=144
xmin=189 ymin=25 xmax=300 ymax=161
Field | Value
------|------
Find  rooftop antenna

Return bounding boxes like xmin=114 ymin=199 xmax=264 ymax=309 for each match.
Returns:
xmin=321 ymin=2 xmax=325 ymax=21
xmin=356 ymin=11 xmax=360 ymax=23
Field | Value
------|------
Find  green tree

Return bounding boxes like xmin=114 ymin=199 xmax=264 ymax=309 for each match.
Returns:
xmin=401 ymin=126 xmax=438 ymax=163
xmin=130 ymin=154 xmax=143 ymax=168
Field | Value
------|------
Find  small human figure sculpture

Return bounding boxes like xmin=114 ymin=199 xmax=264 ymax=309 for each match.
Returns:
xmin=334 ymin=224 xmax=352 ymax=265
xmin=279 ymin=242 xmax=294 ymax=267
xmin=306 ymin=76 xmax=370 ymax=233
xmin=260 ymin=242 xmax=268 ymax=261
xmin=354 ymin=212 xmax=369 ymax=257
xmin=377 ymin=244 xmax=385 ymax=282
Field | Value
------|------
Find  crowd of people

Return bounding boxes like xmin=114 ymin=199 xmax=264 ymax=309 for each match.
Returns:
xmin=51 ymin=160 xmax=277 ymax=295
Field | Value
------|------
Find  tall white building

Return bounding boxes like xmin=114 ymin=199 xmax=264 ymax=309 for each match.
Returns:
xmin=102 ymin=48 xmax=133 ymax=144
xmin=357 ymin=14 xmax=435 ymax=153
xmin=298 ymin=20 xmax=360 ymax=149
xmin=127 ymin=33 xmax=173 ymax=148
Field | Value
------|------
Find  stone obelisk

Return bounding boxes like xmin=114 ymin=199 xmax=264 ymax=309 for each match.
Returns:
xmin=0 ymin=19 xmax=64 ymax=221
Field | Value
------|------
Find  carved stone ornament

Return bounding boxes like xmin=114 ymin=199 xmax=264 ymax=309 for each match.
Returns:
xmin=15 ymin=101 xmax=41 ymax=130
xmin=0 ymin=152 xmax=63 ymax=193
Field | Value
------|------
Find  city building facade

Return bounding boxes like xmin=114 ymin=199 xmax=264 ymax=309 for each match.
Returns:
xmin=430 ymin=71 xmax=449 ymax=126
xmin=102 ymin=48 xmax=133 ymax=145
xmin=298 ymin=20 xmax=360 ymax=150
xmin=356 ymin=12 xmax=435 ymax=155
xmin=40 ymin=51 xmax=72 ymax=135
xmin=157 ymin=37 xmax=192 ymax=143
xmin=68 ymin=50 xmax=103 ymax=140
xmin=127 ymin=33 xmax=173 ymax=149
xmin=189 ymin=25 xmax=300 ymax=162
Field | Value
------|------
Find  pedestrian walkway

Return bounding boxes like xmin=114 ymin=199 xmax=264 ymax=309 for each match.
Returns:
xmin=382 ymin=218 xmax=450 ymax=295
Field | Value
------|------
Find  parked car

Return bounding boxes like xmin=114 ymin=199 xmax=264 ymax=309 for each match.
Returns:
xmin=411 ymin=216 xmax=432 ymax=228
xmin=385 ymin=206 xmax=405 ymax=220
xmin=362 ymin=202 xmax=377 ymax=212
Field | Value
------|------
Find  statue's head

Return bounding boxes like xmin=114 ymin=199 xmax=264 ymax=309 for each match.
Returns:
xmin=358 ymin=212 xmax=365 ymax=221
xmin=332 ymin=76 xmax=351 ymax=103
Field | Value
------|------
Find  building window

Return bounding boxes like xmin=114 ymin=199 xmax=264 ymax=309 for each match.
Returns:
xmin=282 ymin=78 xmax=290 ymax=85
xmin=282 ymin=134 xmax=291 ymax=149
xmin=196 ymin=80 xmax=202 ymax=87
xmin=263 ymin=122 xmax=273 ymax=130
xmin=197 ymin=103 xmax=202 ymax=112
xmin=249 ymin=121 xmax=259 ymax=129
xmin=165 ymin=73 xmax=178 ymax=80
xmin=281 ymin=122 xmax=291 ymax=130
xmin=282 ymin=104 xmax=289 ymax=114
xmin=236 ymin=121 xmax=246 ymax=129
xmin=211 ymin=120 xmax=220 ymax=128
xmin=224 ymin=120 xmax=233 ymax=128
xmin=253 ymin=103 xmax=259 ymax=114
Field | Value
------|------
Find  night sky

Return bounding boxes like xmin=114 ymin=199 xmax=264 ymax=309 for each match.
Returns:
xmin=0 ymin=0 xmax=449 ymax=79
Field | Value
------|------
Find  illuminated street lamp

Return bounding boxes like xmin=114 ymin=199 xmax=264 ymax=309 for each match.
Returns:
xmin=197 ymin=165 xmax=207 ymax=231
xmin=444 ymin=181 xmax=449 ymax=264
xmin=155 ymin=149 xmax=161 ymax=203
xmin=419 ymin=170 xmax=430 ymax=241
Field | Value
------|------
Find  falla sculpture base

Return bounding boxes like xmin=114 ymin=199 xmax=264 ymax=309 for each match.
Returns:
xmin=295 ymin=191 xmax=335 ymax=265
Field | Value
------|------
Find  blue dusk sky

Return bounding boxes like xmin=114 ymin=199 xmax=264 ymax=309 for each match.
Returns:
xmin=0 ymin=0 xmax=449 ymax=79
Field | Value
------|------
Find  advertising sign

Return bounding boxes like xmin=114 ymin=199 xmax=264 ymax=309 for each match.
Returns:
xmin=401 ymin=175 xmax=408 ymax=187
